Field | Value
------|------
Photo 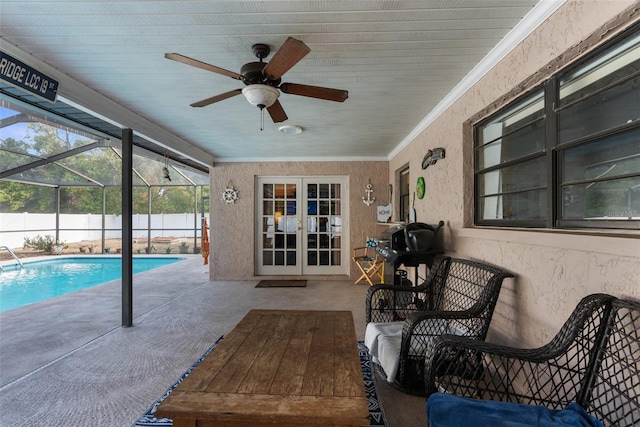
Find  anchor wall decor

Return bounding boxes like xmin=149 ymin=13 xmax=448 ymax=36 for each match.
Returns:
xmin=363 ymin=182 xmax=375 ymax=206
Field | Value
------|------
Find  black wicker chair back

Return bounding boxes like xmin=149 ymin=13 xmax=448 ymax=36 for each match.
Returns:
xmin=365 ymin=256 xmax=514 ymax=395
xmin=425 ymin=294 xmax=640 ymax=426
xmin=586 ymin=298 xmax=640 ymax=426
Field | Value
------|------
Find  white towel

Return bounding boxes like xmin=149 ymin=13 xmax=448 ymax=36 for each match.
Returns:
xmin=364 ymin=322 xmax=404 ymax=383
xmin=364 ymin=319 xmax=463 ymax=384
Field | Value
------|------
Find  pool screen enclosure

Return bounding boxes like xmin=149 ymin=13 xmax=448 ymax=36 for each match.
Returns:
xmin=0 ymin=94 xmax=210 ymax=328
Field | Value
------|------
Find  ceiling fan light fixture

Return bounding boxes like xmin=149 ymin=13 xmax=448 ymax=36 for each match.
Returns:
xmin=242 ymin=84 xmax=279 ymax=108
xmin=279 ymin=125 xmax=303 ymax=135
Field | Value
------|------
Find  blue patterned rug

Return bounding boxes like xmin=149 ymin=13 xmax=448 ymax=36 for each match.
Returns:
xmin=132 ymin=338 xmax=387 ymax=426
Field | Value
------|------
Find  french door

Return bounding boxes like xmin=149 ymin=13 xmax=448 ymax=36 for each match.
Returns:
xmin=256 ymin=176 xmax=348 ymax=275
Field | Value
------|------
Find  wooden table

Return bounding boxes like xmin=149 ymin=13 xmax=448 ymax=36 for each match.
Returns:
xmin=154 ymin=309 xmax=370 ymax=427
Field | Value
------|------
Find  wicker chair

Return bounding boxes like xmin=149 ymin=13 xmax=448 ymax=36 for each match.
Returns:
xmin=364 ymin=256 xmax=514 ymax=395
xmin=425 ymin=294 xmax=640 ymax=427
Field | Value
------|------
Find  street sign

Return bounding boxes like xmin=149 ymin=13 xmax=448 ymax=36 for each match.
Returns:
xmin=0 ymin=51 xmax=59 ymax=102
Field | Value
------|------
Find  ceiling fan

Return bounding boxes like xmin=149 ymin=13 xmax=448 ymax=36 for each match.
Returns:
xmin=165 ymin=37 xmax=348 ymax=124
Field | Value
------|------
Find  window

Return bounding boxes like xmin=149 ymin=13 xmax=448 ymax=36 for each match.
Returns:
xmin=399 ymin=167 xmax=410 ymax=222
xmin=475 ymin=90 xmax=547 ymax=226
xmin=475 ymin=26 xmax=640 ymax=230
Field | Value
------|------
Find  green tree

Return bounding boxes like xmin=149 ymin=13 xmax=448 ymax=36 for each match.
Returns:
xmin=0 ymin=180 xmax=56 ymax=212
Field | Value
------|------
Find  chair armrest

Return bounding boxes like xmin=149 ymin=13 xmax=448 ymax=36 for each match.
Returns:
xmin=399 ymin=310 xmax=480 ymax=359
xmin=366 ymin=284 xmax=428 ymax=323
xmin=403 ymin=301 xmax=502 ymax=351
xmin=424 ymin=294 xmax=617 ymax=405
xmin=424 ymin=334 xmax=584 ymax=405
xmin=407 ymin=307 xmax=487 ymax=324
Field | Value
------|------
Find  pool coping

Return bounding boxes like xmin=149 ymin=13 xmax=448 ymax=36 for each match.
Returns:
xmin=0 ymin=254 xmax=186 ymax=271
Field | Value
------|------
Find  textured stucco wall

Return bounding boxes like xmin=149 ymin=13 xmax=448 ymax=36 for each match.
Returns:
xmin=388 ymin=0 xmax=640 ymax=347
xmin=209 ymin=161 xmax=389 ymax=280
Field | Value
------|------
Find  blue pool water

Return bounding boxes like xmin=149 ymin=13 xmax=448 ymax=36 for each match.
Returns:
xmin=0 ymin=257 xmax=184 ymax=312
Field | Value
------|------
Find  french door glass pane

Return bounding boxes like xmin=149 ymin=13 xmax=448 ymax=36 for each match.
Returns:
xmin=319 ymin=251 xmax=330 ymax=265
xmin=275 ymin=251 xmax=284 ymax=265
xmin=331 ymin=184 xmax=341 ymax=198
xmin=263 ymin=184 xmax=273 ymax=198
xmin=263 ymin=200 xmax=273 ymax=215
xmin=319 ymin=184 xmax=329 ymax=198
xmin=307 ymin=251 xmax=317 ymax=265
xmin=261 ymin=182 xmax=297 ymax=267
xmin=332 ymin=200 xmax=341 ymax=215
xmin=308 ymin=184 xmax=317 ymax=198
xmin=306 ymin=181 xmax=341 ymax=267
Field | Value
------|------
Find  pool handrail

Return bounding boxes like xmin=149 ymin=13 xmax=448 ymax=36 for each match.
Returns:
xmin=0 ymin=246 xmax=23 ymax=271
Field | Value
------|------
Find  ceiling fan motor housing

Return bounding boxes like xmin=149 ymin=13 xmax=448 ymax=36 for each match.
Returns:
xmin=240 ymin=61 xmax=281 ymax=87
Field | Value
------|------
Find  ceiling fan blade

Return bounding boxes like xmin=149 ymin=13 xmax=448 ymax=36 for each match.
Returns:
xmin=262 ymin=37 xmax=311 ymax=80
xmin=190 ymin=89 xmax=242 ymax=108
xmin=280 ymin=83 xmax=348 ymax=102
xmin=165 ymin=53 xmax=242 ymax=80
xmin=267 ymin=100 xmax=288 ymax=123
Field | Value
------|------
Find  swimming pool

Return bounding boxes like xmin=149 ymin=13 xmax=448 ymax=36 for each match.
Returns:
xmin=0 ymin=257 xmax=184 ymax=312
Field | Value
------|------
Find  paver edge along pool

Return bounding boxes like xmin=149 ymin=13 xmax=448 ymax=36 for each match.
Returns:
xmin=0 ymin=256 xmax=185 ymax=312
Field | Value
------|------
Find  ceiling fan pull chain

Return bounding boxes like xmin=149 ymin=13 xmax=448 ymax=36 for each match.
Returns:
xmin=260 ymin=106 xmax=265 ymax=131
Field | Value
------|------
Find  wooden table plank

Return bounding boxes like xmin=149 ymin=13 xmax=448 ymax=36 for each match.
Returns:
xmin=334 ymin=314 xmax=366 ymax=397
xmin=235 ymin=312 xmax=298 ymax=394
xmin=302 ymin=313 xmax=336 ymax=396
xmin=268 ymin=314 xmax=316 ymax=395
xmin=155 ymin=309 xmax=370 ymax=426
xmin=206 ymin=312 xmax=281 ymax=393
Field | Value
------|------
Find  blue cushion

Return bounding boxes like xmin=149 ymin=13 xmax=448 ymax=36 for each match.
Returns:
xmin=426 ymin=393 xmax=604 ymax=427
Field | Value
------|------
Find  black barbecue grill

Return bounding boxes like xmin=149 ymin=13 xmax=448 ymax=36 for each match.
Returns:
xmin=376 ymin=221 xmax=444 ymax=285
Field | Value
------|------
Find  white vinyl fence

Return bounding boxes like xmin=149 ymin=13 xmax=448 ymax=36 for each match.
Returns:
xmin=0 ymin=213 xmax=203 ymax=249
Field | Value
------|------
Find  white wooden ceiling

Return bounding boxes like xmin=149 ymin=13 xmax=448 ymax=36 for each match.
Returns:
xmin=0 ymin=1 xmax=559 ymax=163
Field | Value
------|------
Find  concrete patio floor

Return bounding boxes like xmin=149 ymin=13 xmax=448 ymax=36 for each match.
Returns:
xmin=0 ymin=255 xmax=426 ymax=426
